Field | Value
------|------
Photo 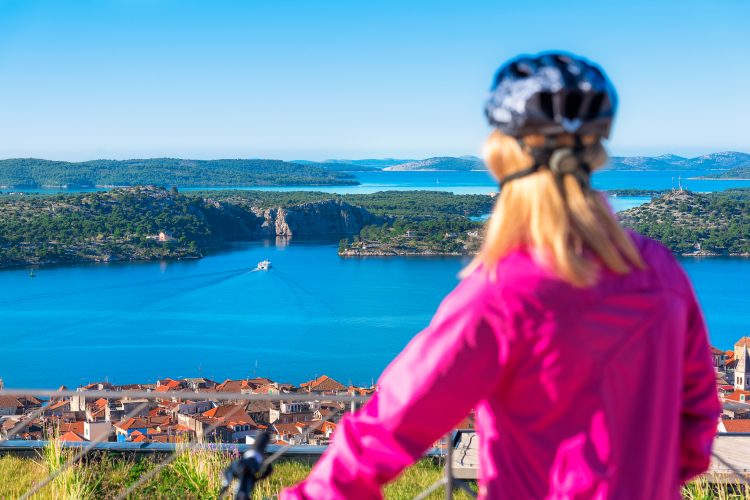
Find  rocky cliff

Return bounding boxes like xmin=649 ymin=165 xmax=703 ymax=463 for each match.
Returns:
xmin=248 ymin=200 xmax=382 ymax=236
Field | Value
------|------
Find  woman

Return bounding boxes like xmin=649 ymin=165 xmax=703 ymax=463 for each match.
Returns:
xmin=283 ymin=52 xmax=720 ymax=499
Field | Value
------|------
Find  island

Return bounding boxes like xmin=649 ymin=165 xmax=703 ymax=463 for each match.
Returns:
xmin=0 ymin=158 xmax=357 ymax=189
xmin=0 ymin=188 xmax=494 ymax=268
xmin=1 ymin=186 xmax=748 ymax=268
xmin=341 ymin=189 xmax=750 ymax=258
xmin=618 ymin=189 xmax=750 ymax=256
xmin=696 ymin=166 xmax=750 ymax=180
xmin=383 ymin=156 xmax=484 ymax=171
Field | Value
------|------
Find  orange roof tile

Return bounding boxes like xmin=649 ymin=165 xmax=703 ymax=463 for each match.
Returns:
xmin=59 ymin=422 xmax=85 ymax=435
xmin=300 ymin=375 xmax=346 ymax=392
xmin=721 ymin=419 xmax=750 ymax=433
xmin=725 ymin=390 xmax=750 ymax=403
xmin=115 ymin=417 xmax=150 ymax=431
xmin=60 ymin=431 xmax=85 ymax=442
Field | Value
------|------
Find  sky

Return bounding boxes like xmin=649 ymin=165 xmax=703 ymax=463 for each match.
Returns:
xmin=0 ymin=0 xmax=748 ymax=160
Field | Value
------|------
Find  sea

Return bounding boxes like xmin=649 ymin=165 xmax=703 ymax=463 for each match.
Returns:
xmin=1 ymin=169 xmax=748 ymax=388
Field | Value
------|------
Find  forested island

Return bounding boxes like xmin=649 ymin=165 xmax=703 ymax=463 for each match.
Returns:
xmin=618 ymin=189 xmax=750 ymax=255
xmin=0 ymin=158 xmax=356 ymax=188
xmin=344 ymin=189 xmax=750 ymax=257
xmin=698 ymin=166 xmax=750 ymax=180
xmin=0 ymin=187 xmax=747 ymax=268
xmin=0 ymin=188 xmax=492 ymax=268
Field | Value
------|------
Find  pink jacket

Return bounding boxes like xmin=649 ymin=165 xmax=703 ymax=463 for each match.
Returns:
xmin=282 ymin=234 xmax=721 ymax=499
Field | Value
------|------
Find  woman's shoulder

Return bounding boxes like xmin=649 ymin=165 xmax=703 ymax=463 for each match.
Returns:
xmin=456 ymin=249 xmax=556 ymax=309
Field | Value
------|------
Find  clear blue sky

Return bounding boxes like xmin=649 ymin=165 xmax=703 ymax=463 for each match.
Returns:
xmin=0 ymin=0 xmax=748 ymax=160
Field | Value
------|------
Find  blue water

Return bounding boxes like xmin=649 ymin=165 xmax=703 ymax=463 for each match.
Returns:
xmin=6 ymin=168 xmax=750 ymax=196
xmin=1 ymin=241 xmax=747 ymax=389
xmin=1 ymin=169 xmax=749 ymax=389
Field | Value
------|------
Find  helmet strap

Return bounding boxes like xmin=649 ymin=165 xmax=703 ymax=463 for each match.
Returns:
xmin=499 ymin=135 xmax=593 ymax=191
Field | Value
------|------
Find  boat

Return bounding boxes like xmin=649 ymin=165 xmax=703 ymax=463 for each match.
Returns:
xmin=29 ymin=269 xmax=36 ymax=278
xmin=254 ymin=260 xmax=272 ymax=271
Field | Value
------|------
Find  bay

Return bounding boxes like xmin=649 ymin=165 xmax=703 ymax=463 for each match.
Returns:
xmin=1 ymin=168 xmax=749 ymax=389
xmin=0 ymin=240 xmax=747 ymax=388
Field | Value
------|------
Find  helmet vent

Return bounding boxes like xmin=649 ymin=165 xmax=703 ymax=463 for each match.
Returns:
xmin=564 ymin=91 xmax=583 ymax=120
xmin=585 ymin=93 xmax=606 ymax=120
xmin=539 ymin=92 xmax=555 ymax=120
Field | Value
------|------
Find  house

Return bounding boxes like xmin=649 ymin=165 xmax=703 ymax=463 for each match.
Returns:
xmin=0 ymin=395 xmax=42 ymax=416
xmin=183 ymin=378 xmax=217 ymax=391
xmin=84 ymin=421 xmax=113 ymax=442
xmin=718 ymin=419 xmax=750 ymax=433
xmin=245 ymin=400 xmax=274 ymax=425
xmin=114 ymin=417 xmax=150 ymax=442
xmin=106 ymin=399 xmax=151 ymax=422
xmin=724 ymin=389 xmax=750 ymax=404
xmin=270 ymin=401 xmax=318 ymax=424
xmin=70 ymin=382 xmax=114 ymax=412
xmin=712 ymin=346 xmax=728 ymax=371
xmin=722 ymin=401 xmax=750 ymax=419
xmin=300 ymin=375 xmax=346 ymax=394
xmin=176 ymin=404 xmax=258 ymax=443
xmin=158 ymin=231 xmax=174 ymax=242
xmin=215 ymin=379 xmax=260 ymax=395
xmin=272 ymin=422 xmax=308 ymax=445
xmin=60 ymin=430 xmax=86 ymax=442
xmin=735 ymin=345 xmax=750 ymax=390
xmin=43 ymin=399 xmax=70 ymax=417
xmin=202 ymin=404 xmax=258 ymax=442
xmin=174 ymin=400 xmax=214 ymax=416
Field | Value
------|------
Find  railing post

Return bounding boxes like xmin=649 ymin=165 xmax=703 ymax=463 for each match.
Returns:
xmin=445 ymin=430 xmax=453 ymax=499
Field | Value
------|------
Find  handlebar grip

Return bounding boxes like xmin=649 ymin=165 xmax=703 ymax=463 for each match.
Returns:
xmin=254 ymin=429 xmax=271 ymax=454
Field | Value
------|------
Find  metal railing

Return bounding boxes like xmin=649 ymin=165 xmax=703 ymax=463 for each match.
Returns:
xmin=0 ymin=387 xmax=469 ymax=499
xmin=2 ymin=386 xmax=748 ymax=498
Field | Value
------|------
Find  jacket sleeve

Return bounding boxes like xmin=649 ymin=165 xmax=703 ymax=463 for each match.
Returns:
xmin=281 ymin=278 xmax=512 ymax=499
xmin=679 ymin=284 xmax=721 ymax=483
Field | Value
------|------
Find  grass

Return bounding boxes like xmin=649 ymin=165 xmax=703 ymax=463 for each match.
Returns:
xmin=1 ymin=439 xmax=744 ymax=499
xmin=0 ymin=438 xmax=472 ymax=499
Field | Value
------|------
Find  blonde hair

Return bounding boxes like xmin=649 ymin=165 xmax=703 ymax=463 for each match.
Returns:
xmin=464 ymin=130 xmax=645 ymax=287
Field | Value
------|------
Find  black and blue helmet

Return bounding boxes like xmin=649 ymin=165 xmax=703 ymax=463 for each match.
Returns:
xmin=485 ymin=52 xmax=617 ymax=139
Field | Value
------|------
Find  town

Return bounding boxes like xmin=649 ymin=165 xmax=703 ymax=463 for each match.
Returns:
xmin=0 ymin=374 xmax=375 ymax=447
xmin=2 ymin=336 xmax=750 ymax=448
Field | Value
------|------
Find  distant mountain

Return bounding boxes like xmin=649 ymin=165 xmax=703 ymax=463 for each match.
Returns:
xmin=384 ymin=157 xmax=485 ymax=171
xmin=0 ymin=158 xmax=357 ymax=188
xmin=685 ymin=152 xmax=750 ymax=169
xmin=700 ymin=166 xmax=750 ymax=180
xmin=608 ymin=151 xmax=750 ymax=171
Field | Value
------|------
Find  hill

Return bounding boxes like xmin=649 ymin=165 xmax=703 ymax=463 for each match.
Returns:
xmin=607 ymin=151 xmax=750 ymax=171
xmin=698 ymin=166 xmax=750 ymax=180
xmin=619 ymin=189 xmax=750 ymax=255
xmin=0 ymin=188 xmax=493 ymax=267
xmin=383 ymin=156 xmax=484 ymax=171
xmin=0 ymin=158 xmax=357 ymax=189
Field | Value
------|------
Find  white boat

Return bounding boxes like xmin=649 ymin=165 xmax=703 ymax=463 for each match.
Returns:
xmin=255 ymin=259 xmax=271 ymax=271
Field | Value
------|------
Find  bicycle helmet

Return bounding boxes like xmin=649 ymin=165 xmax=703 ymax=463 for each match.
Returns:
xmin=485 ymin=51 xmax=617 ymax=139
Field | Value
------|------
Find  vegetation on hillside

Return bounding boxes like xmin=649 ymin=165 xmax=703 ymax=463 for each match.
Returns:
xmin=619 ymin=189 xmax=750 ymax=255
xmin=0 ymin=158 xmax=356 ymax=188
xmin=699 ymin=166 xmax=750 ymax=180
xmin=340 ymin=219 xmax=483 ymax=256
xmin=0 ymin=188 xmax=494 ymax=267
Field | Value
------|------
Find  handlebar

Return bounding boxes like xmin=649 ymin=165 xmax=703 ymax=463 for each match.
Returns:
xmin=219 ymin=430 xmax=273 ymax=500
